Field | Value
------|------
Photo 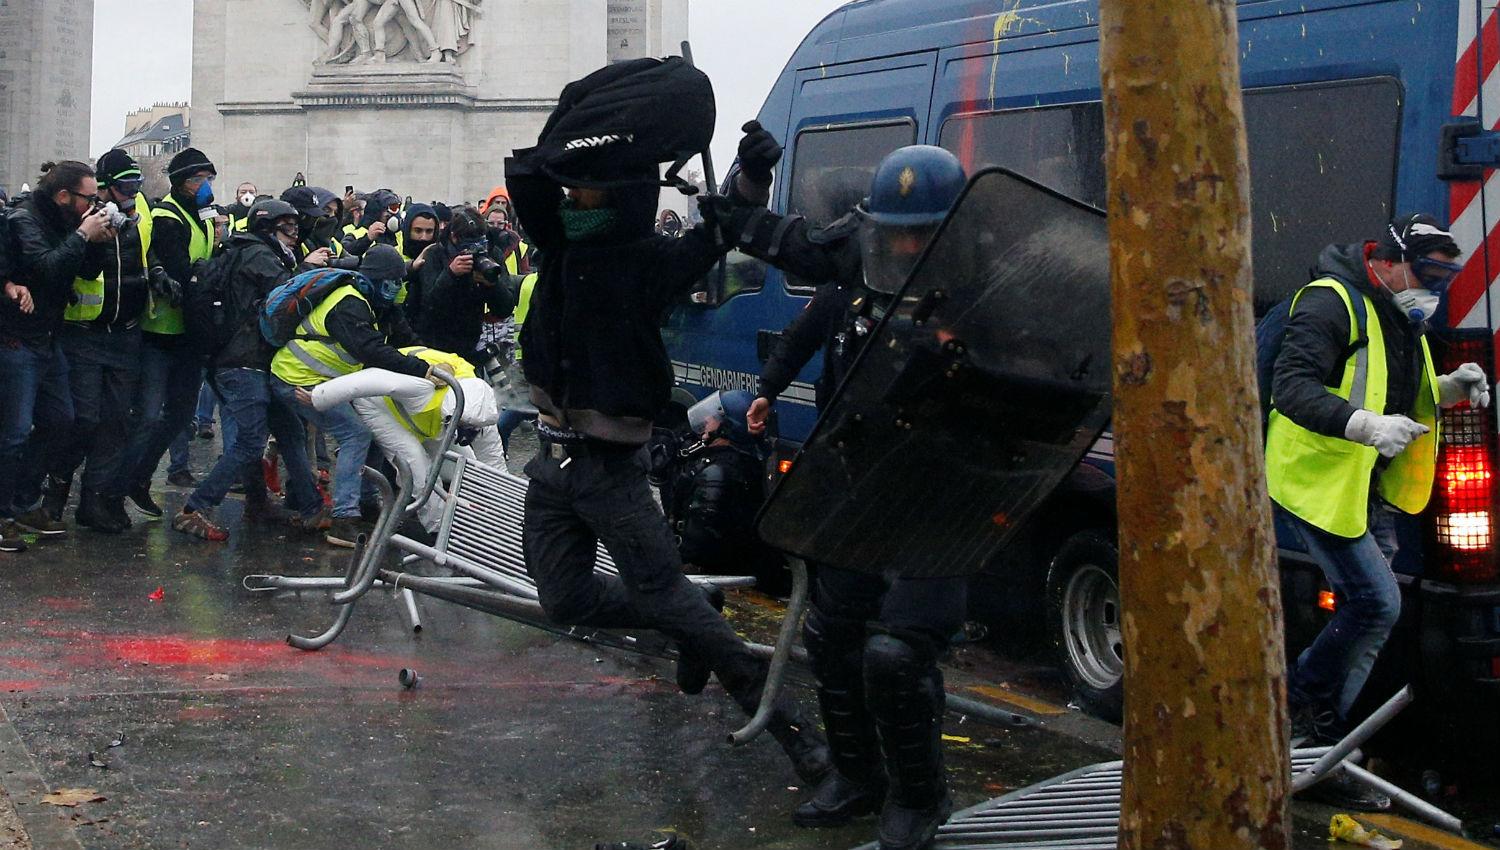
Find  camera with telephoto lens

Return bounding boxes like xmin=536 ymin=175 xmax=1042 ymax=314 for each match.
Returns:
xmin=460 ymin=240 xmax=504 ymax=280
xmin=479 ymin=341 xmax=508 ymax=379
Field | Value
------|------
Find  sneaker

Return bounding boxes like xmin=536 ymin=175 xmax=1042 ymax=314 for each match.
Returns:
xmin=1289 ymin=703 xmax=1342 ymax=748
xmin=166 ymin=470 xmax=196 ymax=488
xmin=0 ymin=520 xmax=27 ymax=553
xmin=290 ymin=506 xmax=332 ymax=534
xmin=14 ymin=508 xmax=66 ymax=538
xmin=1295 ymin=768 xmax=1392 ymax=811
xmin=324 ymin=516 xmax=365 ymax=549
xmin=128 ymin=484 xmax=163 ymax=519
xmin=171 ymin=508 xmax=228 ymax=542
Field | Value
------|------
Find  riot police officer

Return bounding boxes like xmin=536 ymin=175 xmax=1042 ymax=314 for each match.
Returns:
xmin=715 ymin=130 xmax=968 ymax=850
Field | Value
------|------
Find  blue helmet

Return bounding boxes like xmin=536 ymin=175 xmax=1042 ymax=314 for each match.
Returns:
xmin=687 ymin=390 xmax=758 ymax=444
xmin=864 ymin=145 xmax=966 ymax=227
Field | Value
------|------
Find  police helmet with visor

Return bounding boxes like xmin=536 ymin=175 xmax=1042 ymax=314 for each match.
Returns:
xmin=858 ymin=145 xmax=966 ymax=294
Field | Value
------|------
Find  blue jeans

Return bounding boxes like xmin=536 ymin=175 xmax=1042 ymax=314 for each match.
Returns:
xmin=273 ymin=379 xmax=371 ymax=518
xmin=1282 ymin=503 xmax=1402 ymax=720
xmin=496 ymin=407 xmax=537 ymax=455
xmin=194 ymin=382 xmax=217 ymax=427
xmin=188 ymin=369 xmax=318 ymax=517
xmin=118 ymin=340 xmax=202 ymax=492
xmin=0 ymin=338 xmax=75 ymax=517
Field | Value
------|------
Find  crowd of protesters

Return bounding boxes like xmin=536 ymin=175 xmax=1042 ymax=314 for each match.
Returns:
xmin=0 ymin=147 xmax=548 ymax=551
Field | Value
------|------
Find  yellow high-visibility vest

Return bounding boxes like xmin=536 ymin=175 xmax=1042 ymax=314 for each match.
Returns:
xmin=66 ymin=192 xmax=153 ymax=322
xmin=1265 ymin=279 xmax=1440 ymax=538
xmin=270 ymin=285 xmax=370 ymax=387
xmin=385 ymin=346 xmax=477 ymax=439
xmin=142 ymin=194 xmax=211 ymax=335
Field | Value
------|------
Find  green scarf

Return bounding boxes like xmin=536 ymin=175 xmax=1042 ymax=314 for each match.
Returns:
xmin=560 ymin=201 xmax=618 ymax=241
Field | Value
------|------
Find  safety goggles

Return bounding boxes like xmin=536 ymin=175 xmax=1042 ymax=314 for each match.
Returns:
xmin=1412 ymin=256 xmax=1464 ymax=292
xmin=111 ymin=178 xmax=143 ymax=196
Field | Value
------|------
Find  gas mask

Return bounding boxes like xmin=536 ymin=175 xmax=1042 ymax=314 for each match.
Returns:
xmin=194 ymin=179 xmax=215 ymax=208
xmin=374 ymin=277 xmax=403 ymax=305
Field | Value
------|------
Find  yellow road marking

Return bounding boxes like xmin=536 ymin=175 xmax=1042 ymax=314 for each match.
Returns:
xmin=966 ymin=684 xmax=1068 ymax=716
xmin=1361 ymin=814 xmax=1489 ymax=850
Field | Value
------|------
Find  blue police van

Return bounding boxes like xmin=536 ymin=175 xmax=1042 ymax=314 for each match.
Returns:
xmin=662 ymin=0 xmax=1500 ymax=741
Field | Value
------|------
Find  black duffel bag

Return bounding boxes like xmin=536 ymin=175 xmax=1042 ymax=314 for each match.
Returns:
xmin=526 ymin=56 xmax=716 ymax=190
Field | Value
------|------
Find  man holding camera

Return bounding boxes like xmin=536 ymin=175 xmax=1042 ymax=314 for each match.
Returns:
xmin=1 ymin=160 xmax=115 ymax=544
xmin=413 ymin=208 xmax=515 ymax=366
xmin=42 ymin=150 xmax=154 ymax=532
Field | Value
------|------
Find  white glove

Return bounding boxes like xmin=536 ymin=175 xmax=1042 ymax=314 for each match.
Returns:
xmin=1437 ymin=361 xmax=1491 ymax=409
xmin=1345 ymin=409 xmax=1430 ymax=459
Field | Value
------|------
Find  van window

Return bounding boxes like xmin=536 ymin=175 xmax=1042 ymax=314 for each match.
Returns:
xmin=785 ymin=120 xmax=918 ymax=293
xmin=939 ymin=77 xmax=1401 ymax=315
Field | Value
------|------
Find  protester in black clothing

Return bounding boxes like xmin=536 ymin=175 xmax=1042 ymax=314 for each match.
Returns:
xmin=172 ymin=199 xmax=326 ymax=542
xmin=394 ymin=203 xmax=441 ymax=323
xmin=116 ymin=147 xmax=220 ymax=519
xmin=45 ymin=149 xmax=154 ymax=533
xmin=340 ymin=188 xmax=402 ymax=257
xmin=413 ymin=208 xmax=514 ymax=364
xmin=0 ymin=161 xmax=115 ymax=546
xmin=505 ymin=142 xmax=830 ymax=786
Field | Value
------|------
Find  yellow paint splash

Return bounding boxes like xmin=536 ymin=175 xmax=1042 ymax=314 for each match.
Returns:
xmin=988 ymin=3 xmax=1034 ymax=105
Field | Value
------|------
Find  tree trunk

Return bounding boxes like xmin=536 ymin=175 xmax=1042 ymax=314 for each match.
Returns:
xmin=1098 ymin=3 xmax=1291 ymax=849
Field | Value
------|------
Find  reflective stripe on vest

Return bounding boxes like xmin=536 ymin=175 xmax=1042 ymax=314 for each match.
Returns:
xmin=68 ymin=193 xmax=154 ymax=322
xmin=384 ymin=346 xmax=477 ymax=439
xmin=270 ymin=285 xmax=370 ymax=386
xmin=342 ymin=224 xmax=367 ymax=240
xmin=142 ymin=194 xmax=211 ymax=335
xmin=1265 ymin=279 xmax=1440 ymax=538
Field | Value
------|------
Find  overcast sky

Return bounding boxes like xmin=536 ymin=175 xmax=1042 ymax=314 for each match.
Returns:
xmin=90 ymin=0 xmax=847 ymax=175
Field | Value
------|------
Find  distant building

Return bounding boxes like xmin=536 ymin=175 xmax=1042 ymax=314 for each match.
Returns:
xmin=108 ymin=104 xmax=191 ymax=198
xmin=0 ymin=0 xmax=94 ymax=195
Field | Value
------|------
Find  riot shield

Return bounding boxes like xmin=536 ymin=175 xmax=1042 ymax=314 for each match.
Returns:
xmin=756 ymin=168 xmax=1110 ymax=578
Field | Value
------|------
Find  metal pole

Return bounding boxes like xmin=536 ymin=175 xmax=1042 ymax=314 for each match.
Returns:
xmin=1290 ymin=686 xmax=1412 ymax=792
xmin=729 ymin=557 xmax=809 ymax=745
xmin=400 ymin=587 xmax=422 ymax=634
xmin=1338 ymin=762 xmax=1464 ymax=834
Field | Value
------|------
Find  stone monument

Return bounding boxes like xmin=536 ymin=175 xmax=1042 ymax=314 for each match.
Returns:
xmin=192 ymin=0 xmax=688 ymax=204
xmin=0 ymin=0 xmax=94 ymax=194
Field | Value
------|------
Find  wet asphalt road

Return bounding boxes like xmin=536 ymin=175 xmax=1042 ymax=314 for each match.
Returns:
xmin=0 ymin=429 xmax=1494 ymax=850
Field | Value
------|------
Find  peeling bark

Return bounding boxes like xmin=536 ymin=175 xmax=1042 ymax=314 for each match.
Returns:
xmin=1100 ymin=3 xmax=1291 ymax=849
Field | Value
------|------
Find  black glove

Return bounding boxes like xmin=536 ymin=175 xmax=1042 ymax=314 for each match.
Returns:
xmin=148 ymin=266 xmax=182 ymax=307
xmin=737 ymin=120 xmax=783 ymax=185
xmin=696 ymin=194 xmax=737 ymax=249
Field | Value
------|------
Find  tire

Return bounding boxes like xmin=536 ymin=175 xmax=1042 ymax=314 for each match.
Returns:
xmin=1045 ymin=531 xmax=1125 ymax=722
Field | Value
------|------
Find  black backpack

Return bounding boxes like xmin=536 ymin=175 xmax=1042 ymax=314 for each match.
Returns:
xmin=182 ymin=246 xmax=249 ymax=358
xmin=1254 ymin=276 xmax=1367 ymax=428
xmin=530 ymin=56 xmax=716 ymax=189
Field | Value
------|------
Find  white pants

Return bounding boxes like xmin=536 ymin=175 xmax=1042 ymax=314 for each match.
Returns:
xmin=350 ymin=397 xmax=504 ymax=532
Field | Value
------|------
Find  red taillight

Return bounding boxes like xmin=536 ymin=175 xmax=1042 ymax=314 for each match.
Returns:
xmin=1429 ymin=333 xmax=1500 ymax=584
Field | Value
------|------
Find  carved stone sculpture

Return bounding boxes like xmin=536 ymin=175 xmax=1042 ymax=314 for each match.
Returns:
xmin=307 ymin=0 xmax=481 ymax=65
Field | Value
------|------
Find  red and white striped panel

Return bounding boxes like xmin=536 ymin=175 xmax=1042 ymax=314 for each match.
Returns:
xmin=1450 ymin=0 xmax=1500 ymax=332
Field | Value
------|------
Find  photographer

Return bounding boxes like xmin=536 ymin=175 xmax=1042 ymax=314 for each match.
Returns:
xmin=44 ymin=150 xmax=153 ymax=533
xmin=413 ymin=208 xmax=514 ymax=366
xmin=1 ymin=161 xmax=114 ymax=544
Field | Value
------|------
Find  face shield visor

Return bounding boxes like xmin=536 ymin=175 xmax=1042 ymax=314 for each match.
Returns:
xmin=860 ymin=218 xmax=937 ymax=295
xmin=686 ymin=391 xmax=727 ymax=438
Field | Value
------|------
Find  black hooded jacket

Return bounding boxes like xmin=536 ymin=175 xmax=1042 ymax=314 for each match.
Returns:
xmin=413 ymin=235 xmax=515 ymax=364
xmin=5 ymin=193 xmax=106 ymax=343
xmin=507 ymin=163 xmax=728 ymax=444
xmin=1270 ymin=241 xmax=1425 ymax=439
xmin=340 ymin=190 xmax=401 ymax=257
xmin=215 ymin=231 xmax=300 ymax=370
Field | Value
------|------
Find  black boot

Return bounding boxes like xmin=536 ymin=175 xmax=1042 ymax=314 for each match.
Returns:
xmin=41 ymin=476 xmax=71 ymax=522
xmin=794 ymin=610 xmax=887 ymax=828
xmin=865 ymin=632 xmax=952 ymax=850
xmin=76 ymin=490 xmax=126 ymax=534
xmin=102 ymin=495 xmax=132 ymax=531
xmin=675 ymin=584 xmax=725 ymax=695
xmin=128 ymin=483 xmax=163 ymax=519
xmin=765 ymin=707 xmax=833 ymax=786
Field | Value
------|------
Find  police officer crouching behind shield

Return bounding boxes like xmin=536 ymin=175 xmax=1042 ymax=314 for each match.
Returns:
xmin=503 ymin=141 xmax=832 ymax=787
xmin=708 ymin=126 xmax=968 ymax=850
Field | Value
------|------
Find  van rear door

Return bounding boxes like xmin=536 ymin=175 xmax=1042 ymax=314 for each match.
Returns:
xmin=1448 ymin=2 xmax=1500 ymax=336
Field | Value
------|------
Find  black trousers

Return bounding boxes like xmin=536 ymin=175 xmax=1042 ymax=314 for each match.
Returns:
xmin=522 ymin=441 xmax=767 ymax=706
xmin=812 ymin=564 xmax=968 ymax=653
xmin=50 ymin=325 xmax=141 ymax=494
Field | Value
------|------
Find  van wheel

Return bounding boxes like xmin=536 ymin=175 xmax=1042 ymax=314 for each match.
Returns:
xmin=1045 ymin=531 xmax=1124 ymax=723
